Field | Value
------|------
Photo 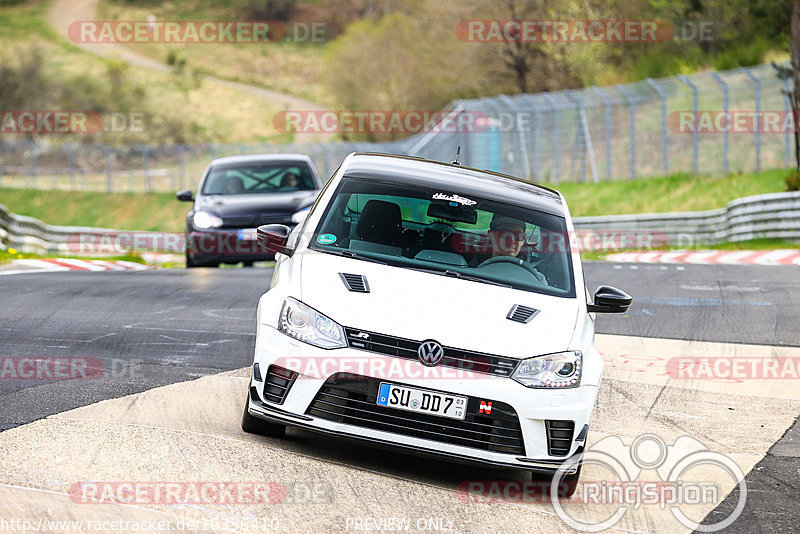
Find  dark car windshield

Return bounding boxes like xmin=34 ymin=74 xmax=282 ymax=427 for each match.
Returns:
xmin=310 ymin=178 xmax=575 ymax=298
xmin=202 ymin=163 xmax=316 ymax=195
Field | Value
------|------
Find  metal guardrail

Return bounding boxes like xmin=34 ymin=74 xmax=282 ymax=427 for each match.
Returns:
xmin=572 ymin=191 xmax=800 ymax=246
xmin=0 ymin=203 xmax=124 ymax=255
xmin=3 ymin=193 xmax=799 ymax=257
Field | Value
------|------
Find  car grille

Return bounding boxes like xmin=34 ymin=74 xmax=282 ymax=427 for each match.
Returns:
xmin=263 ymin=365 xmax=298 ymax=405
xmin=306 ymin=373 xmax=525 ymax=455
xmin=545 ymin=420 xmax=575 ymax=456
xmin=343 ymin=327 xmax=519 ymax=377
xmin=222 ymin=213 xmax=295 ymax=229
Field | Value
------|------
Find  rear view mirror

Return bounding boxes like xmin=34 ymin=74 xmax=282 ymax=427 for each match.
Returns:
xmin=427 ymin=202 xmax=477 ymax=224
xmin=257 ymin=224 xmax=294 ymax=257
xmin=176 ymin=190 xmax=194 ymax=201
xmin=587 ymin=285 xmax=632 ymax=313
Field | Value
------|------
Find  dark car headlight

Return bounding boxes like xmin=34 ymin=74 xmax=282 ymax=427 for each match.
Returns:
xmin=192 ymin=211 xmax=223 ymax=229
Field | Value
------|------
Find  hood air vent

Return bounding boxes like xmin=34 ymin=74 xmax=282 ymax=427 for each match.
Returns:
xmin=507 ymin=304 xmax=539 ymax=324
xmin=340 ymin=273 xmax=370 ymax=293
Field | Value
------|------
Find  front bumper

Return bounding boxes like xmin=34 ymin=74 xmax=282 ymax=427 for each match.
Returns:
xmin=186 ymin=230 xmax=276 ymax=263
xmin=249 ymin=325 xmax=598 ymax=474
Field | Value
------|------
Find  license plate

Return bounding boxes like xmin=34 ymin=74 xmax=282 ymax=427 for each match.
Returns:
xmin=376 ymin=383 xmax=466 ymax=420
xmin=237 ymin=228 xmax=258 ymax=241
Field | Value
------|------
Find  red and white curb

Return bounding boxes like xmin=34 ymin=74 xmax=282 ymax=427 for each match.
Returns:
xmin=0 ymin=258 xmax=154 ymax=276
xmin=605 ymin=249 xmax=800 ymax=265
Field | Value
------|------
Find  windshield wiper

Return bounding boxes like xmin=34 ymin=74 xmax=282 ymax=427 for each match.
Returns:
xmin=408 ymin=266 xmax=512 ymax=288
xmin=322 ymin=248 xmax=388 ymax=265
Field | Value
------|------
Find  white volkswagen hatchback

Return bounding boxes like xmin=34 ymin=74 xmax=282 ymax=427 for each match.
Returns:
xmin=242 ymin=153 xmax=631 ymax=492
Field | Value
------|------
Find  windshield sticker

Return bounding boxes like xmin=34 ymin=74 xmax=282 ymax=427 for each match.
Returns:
xmin=317 ymin=233 xmax=337 ymax=245
xmin=432 ymin=193 xmax=477 ymax=206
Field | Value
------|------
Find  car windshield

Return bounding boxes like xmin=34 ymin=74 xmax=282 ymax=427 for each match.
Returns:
xmin=310 ymin=178 xmax=575 ymax=298
xmin=202 ymin=163 xmax=315 ymax=195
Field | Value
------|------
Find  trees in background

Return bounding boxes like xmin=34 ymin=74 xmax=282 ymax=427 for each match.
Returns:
xmin=323 ymin=0 xmax=794 ymax=128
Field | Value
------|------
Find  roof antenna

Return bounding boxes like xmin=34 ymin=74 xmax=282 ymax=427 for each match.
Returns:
xmin=451 ymin=146 xmax=462 ymax=166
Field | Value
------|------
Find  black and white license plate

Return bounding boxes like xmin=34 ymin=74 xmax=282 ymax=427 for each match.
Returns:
xmin=237 ymin=228 xmax=258 ymax=241
xmin=376 ymin=383 xmax=466 ymax=420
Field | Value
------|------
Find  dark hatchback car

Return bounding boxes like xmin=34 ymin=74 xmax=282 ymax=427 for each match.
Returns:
xmin=176 ymin=154 xmax=323 ymax=267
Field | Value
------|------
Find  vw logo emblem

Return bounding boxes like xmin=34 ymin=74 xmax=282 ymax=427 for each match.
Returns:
xmin=418 ymin=340 xmax=444 ymax=367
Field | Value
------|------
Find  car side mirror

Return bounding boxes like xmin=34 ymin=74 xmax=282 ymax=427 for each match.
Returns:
xmin=257 ymin=224 xmax=294 ymax=257
xmin=587 ymin=285 xmax=632 ymax=313
xmin=176 ymin=190 xmax=194 ymax=202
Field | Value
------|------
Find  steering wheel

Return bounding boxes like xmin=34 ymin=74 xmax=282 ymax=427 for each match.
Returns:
xmin=477 ymin=256 xmax=547 ymax=281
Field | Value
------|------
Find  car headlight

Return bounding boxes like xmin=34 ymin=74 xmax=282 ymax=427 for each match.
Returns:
xmin=278 ymin=298 xmax=346 ymax=349
xmin=193 ymin=211 xmax=223 ymax=229
xmin=512 ymin=351 xmax=582 ymax=388
xmin=291 ymin=206 xmax=311 ymax=224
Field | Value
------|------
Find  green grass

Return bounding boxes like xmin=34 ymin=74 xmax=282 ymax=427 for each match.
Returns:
xmin=0 ymin=0 xmax=290 ymax=144
xmin=0 ymin=188 xmax=186 ymax=232
xmin=554 ymin=169 xmax=788 ymax=217
xmin=0 ymin=248 xmax=146 ymax=264
xmin=97 ymin=0 xmax=330 ymax=106
xmin=0 ymin=167 xmax=794 ymax=233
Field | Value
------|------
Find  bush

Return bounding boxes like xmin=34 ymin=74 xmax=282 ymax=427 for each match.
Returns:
xmin=786 ymin=172 xmax=800 ymax=192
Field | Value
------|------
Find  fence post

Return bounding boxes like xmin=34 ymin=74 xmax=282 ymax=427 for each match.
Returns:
xmin=785 ymin=77 xmax=793 ymax=168
xmin=179 ymin=145 xmax=186 ymax=190
xmin=541 ymin=93 xmax=561 ymax=183
xmin=28 ymin=141 xmax=37 ymax=188
xmin=646 ymin=78 xmax=669 ymax=176
xmin=710 ymin=72 xmax=729 ymax=175
xmin=565 ymin=92 xmax=587 ymax=182
xmin=67 ymin=144 xmax=76 ymax=190
xmin=741 ymin=67 xmax=761 ymax=172
xmin=592 ymin=86 xmax=613 ymax=180
xmin=495 ymin=95 xmax=541 ymax=181
xmin=142 ymin=145 xmax=151 ymax=193
xmin=617 ymin=85 xmax=637 ymax=179
xmin=105 ymin=145 xmax=113 ymax=192
xmin=51 ymin=147 xmax=59 ymax=189
xmin=678 ymin=75 xmax=699 ymax=175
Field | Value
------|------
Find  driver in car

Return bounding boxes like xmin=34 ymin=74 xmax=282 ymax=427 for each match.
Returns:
xmin=483 ymin=216 xmax=548 ymax=284
xmin=223 ymin=175 xmax=245 ymax=194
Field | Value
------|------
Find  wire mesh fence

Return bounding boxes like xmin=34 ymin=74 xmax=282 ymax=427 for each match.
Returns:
xmin=0 ymin=62 xmax=793 ymax=193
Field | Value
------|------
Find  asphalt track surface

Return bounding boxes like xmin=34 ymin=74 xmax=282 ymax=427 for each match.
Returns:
xmin=0 ymin=262 xmax=798 ymax=532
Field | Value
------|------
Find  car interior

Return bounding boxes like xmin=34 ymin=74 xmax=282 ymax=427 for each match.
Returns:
xmin=202 ymin=164 xmax=316 ymax=195
xmin=314 ymin=186 xmax=574 ymax=295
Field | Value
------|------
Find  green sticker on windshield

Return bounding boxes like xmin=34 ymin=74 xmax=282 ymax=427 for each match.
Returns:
xmin=317 ymin=233 xmax=337 ymax=245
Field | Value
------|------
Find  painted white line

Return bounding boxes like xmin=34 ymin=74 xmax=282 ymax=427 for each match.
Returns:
xmin=0 ymin=269 xmax=56 ymax=276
